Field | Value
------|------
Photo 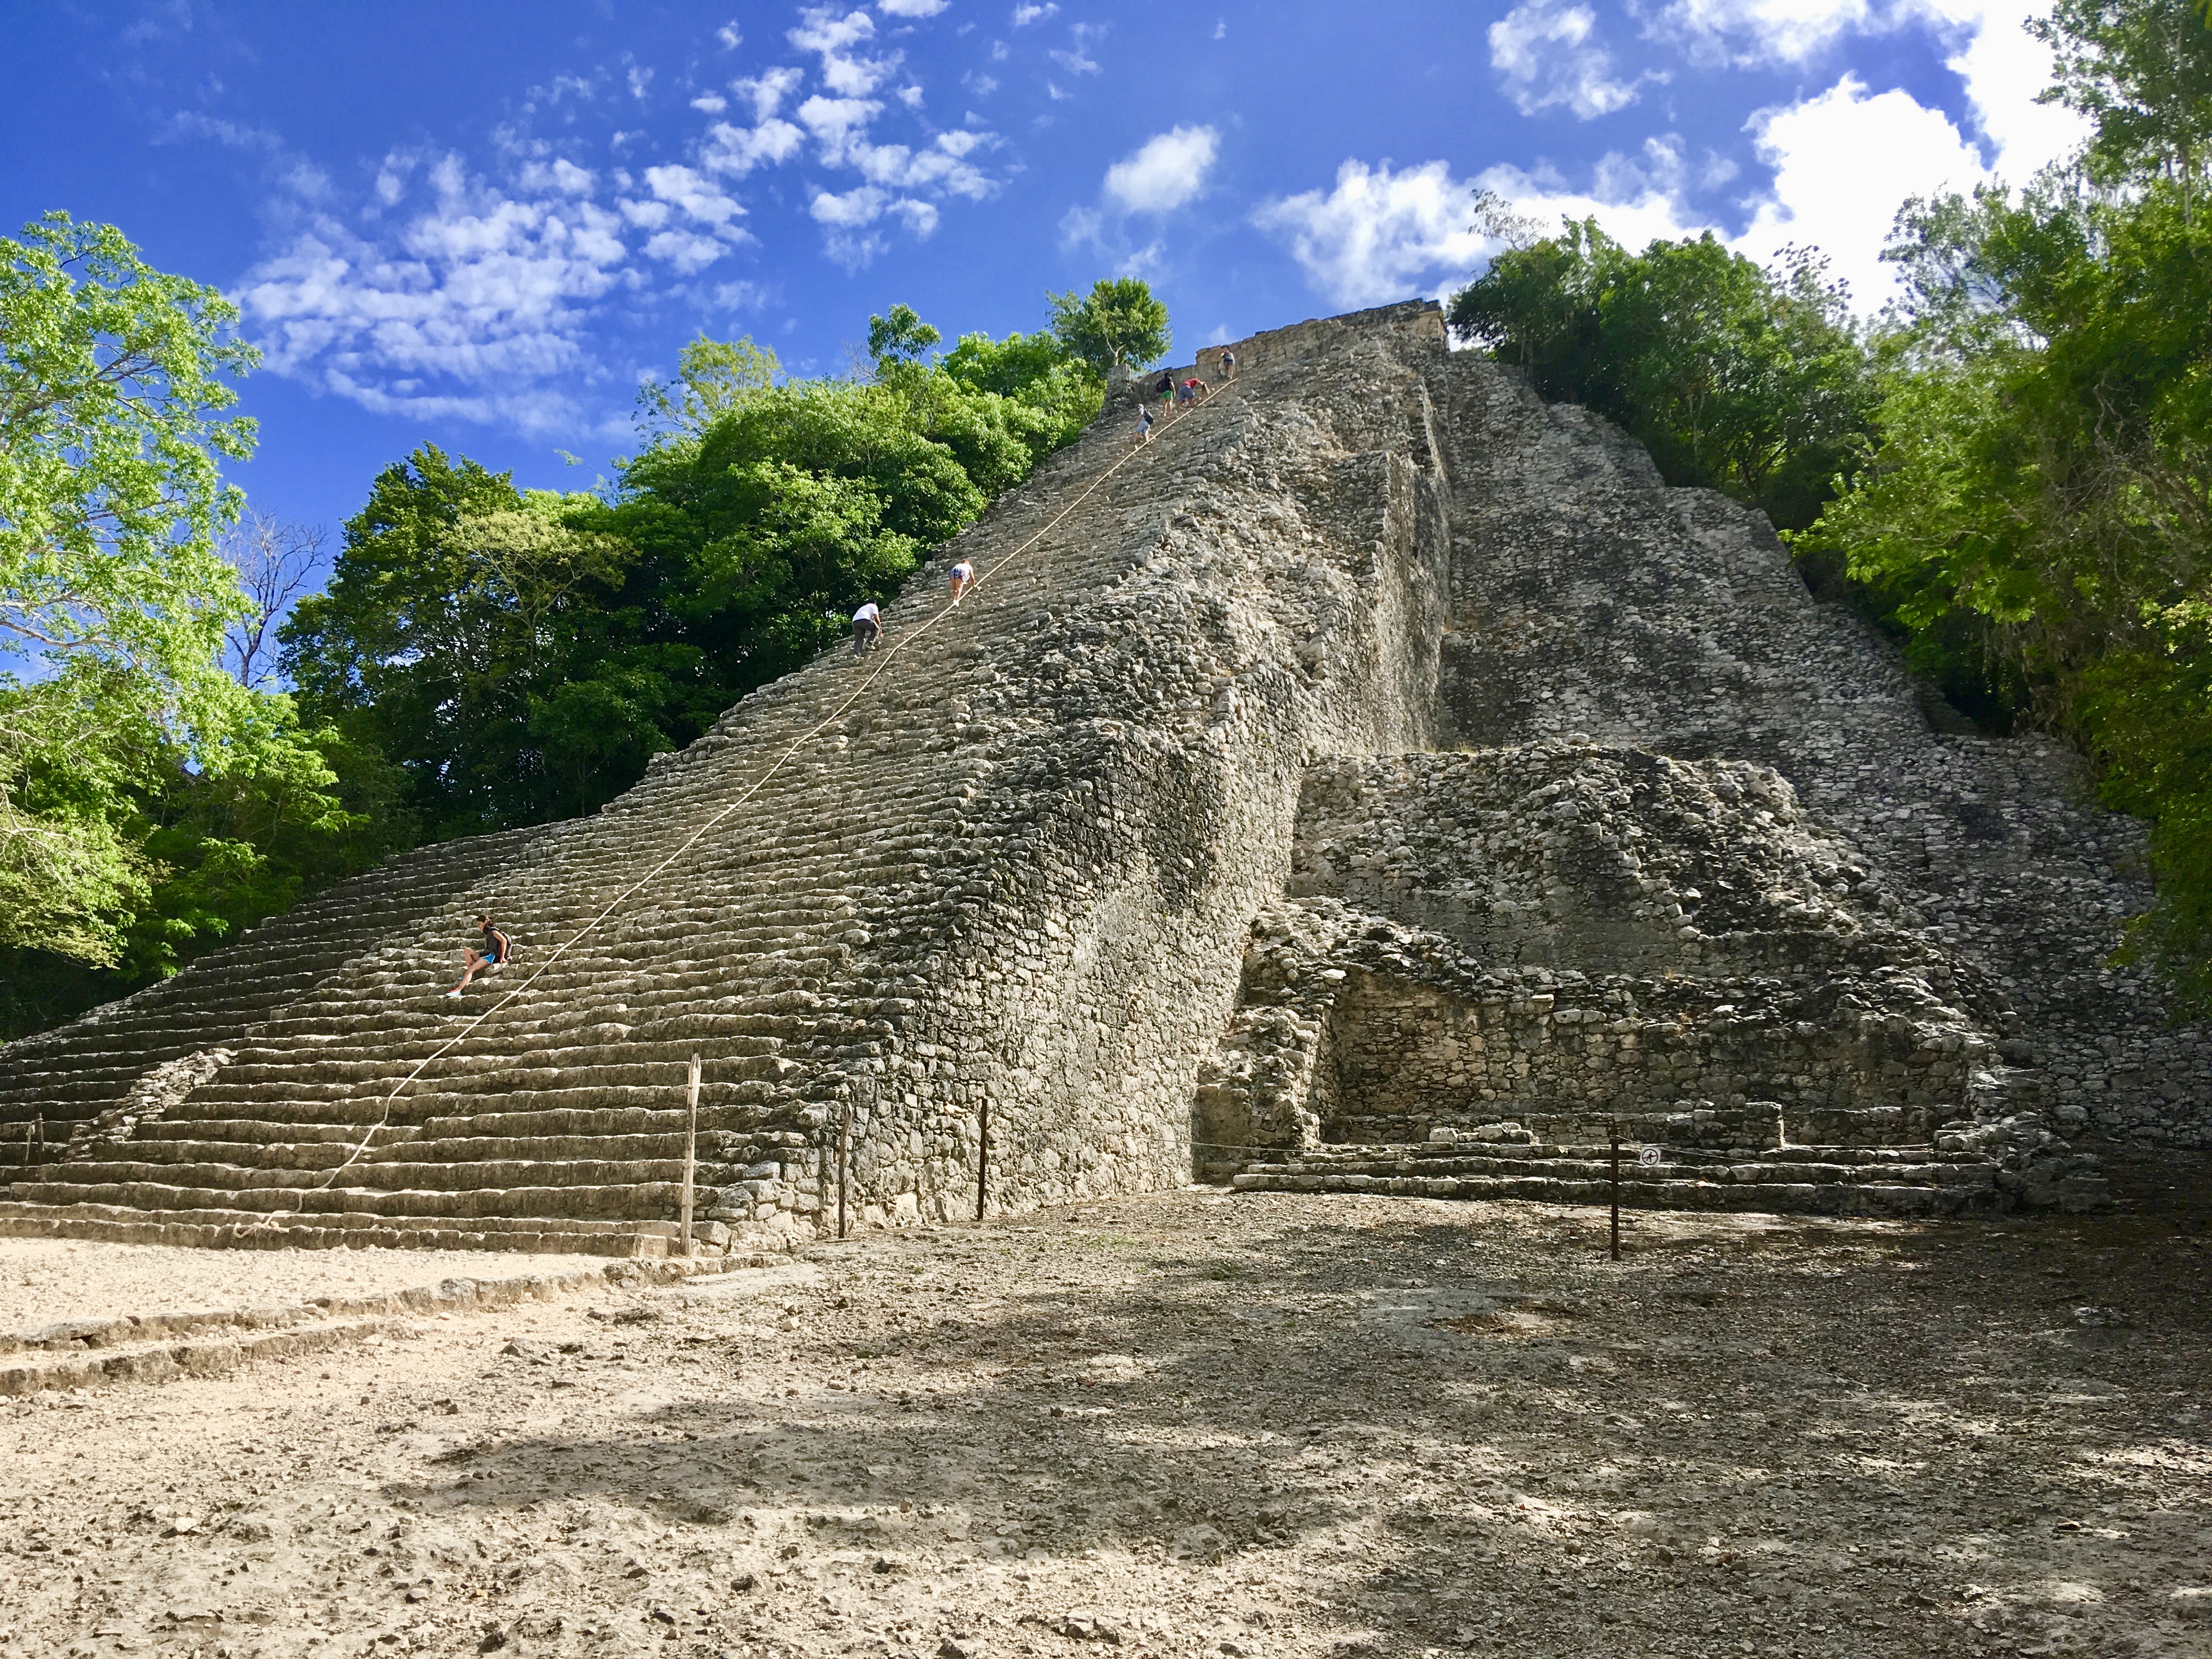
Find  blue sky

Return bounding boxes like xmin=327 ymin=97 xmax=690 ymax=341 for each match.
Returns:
xmin=5 ymin=1 xmax=2086 ymax=549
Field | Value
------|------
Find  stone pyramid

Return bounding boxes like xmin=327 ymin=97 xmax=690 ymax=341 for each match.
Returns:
xmin=3 ymin=301 xmax=2201 ymax=1254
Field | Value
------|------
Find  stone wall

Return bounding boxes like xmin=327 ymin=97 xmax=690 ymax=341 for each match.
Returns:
xmin=1195 ymin=746 xmax=2016 ymax=1167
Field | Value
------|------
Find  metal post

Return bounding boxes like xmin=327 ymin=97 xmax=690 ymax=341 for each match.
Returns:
xmin=838 ymin=1101 xmax=850 ymax=1240
xmin=976 ymin=1099 xmax=990 ymax=1222
xmin=1609 ymin=1120 xmax=1621 ymax=1262
xmin=680 ymin=1054 xmax=699 ymax=1260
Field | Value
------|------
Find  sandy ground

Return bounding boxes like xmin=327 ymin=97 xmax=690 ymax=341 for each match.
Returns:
xmin=1 ymin=1186 xmax=2208 ymax=1659
xmin=2 ymin=1240 xmax=613 ymax=1331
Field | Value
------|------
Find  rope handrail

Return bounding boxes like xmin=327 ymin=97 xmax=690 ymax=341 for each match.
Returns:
xmin=243 ymin=380 xmax=1236 ymax=1234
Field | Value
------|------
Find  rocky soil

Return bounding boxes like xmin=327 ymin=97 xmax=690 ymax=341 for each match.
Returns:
xmin=1 ymin=1186 xmax=2207 ymax=1659
xmin=2 ymin=1240 xmax=611 ymax=1331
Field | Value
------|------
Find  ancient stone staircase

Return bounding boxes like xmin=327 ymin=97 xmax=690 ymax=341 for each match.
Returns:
xmin=1230 ymin=1137 xmax=2004 ymax=1218
xmin=0 ymin=827 xmax=546 ymax=1149
xmin=0 ymin=343 xmax=1313 ymax=1253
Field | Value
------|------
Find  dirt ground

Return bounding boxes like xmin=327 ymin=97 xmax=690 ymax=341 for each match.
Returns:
xmin=2 ymin=1183 xmax=2208 ymax=1659
xmin=2 ymin=1240 xmax=613 ymax=1331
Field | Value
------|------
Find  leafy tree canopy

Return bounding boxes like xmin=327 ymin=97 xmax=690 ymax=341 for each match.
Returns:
xmin=867 ymin=303 xmax=942 ymax=368
xmin=2032 ymin=0 xmax=2212 ymax=215
xmin=1048 ymin=278 xmax=1171 ymax=375
xmin=283 ymin=297 xmax=1110 ymax=843
xmin=1447 ymin=221 xmax=1876 ymax=533
xmin=636 ymin=334 xmax=782 ymax=440
xmin=0 ymin=212 xmax=343 ymax=969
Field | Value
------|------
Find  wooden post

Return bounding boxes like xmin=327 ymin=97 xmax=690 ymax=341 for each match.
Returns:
xmin=681 ymin=1054 xmax=700 ymax=1260
xmin=1609 ymin=1120 xmax=1621 ymax=1262
xmin=976 ymin=1099 xmax=990 ymax=1222
xmin=838 ymin=1101 xmax=850 ymax=1240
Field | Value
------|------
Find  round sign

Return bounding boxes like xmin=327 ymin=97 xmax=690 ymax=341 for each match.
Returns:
xmin=1638 ymin=1144 xmax=1663 ymax=1167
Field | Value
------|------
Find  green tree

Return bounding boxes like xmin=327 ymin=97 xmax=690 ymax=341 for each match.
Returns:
xmin=282 ymin=449 xmax=662 ymax=834
xmin=636 ymin=334 xmax=781 ymax=439
xmin=2033 ymin=0 xmax=2212 ymax=220
xmin=0 ymin=211 xmax=345 ymax=966
xmin=1048 ymin=278 xmax=1171 ymax=375
xmin=1448 ymin=222 xmax=1876 ymax=533
xmin=866 ymin=303 xmax=943 ymax=369
xmin=940 ymin=326 xmax=1104 ymax=460
xmin=1801 ymin=154 xmax=2212 ymax=996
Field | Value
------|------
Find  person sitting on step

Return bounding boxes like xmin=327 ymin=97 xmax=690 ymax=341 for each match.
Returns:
xmin=444 ymin=915 xmax=511 ymax=997
xmin=851 ymin=600 xmax=883 ymax=653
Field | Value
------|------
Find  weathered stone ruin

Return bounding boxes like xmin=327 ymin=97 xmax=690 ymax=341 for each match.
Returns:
xmin=3 ymin=301 xmax=2204 ymax=1253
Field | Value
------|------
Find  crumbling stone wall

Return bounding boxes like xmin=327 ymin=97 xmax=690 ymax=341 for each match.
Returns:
xmin=1425 ymin=363 xmax=2210 ymax=1146
xmin=1195 ymin=748 xmax=2013 ymax=1162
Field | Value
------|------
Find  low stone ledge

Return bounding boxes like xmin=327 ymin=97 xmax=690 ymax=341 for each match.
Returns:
xmin=0 ymin=1250 xmax=774 ymax=1398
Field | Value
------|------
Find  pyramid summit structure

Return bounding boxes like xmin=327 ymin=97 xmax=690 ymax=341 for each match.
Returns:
xmin=2 ymin=301 xmax=2203 ymax=1255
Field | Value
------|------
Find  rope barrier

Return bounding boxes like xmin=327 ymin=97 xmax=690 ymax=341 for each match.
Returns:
xmin=242 ymin=379 xmax=1235 ymax=1236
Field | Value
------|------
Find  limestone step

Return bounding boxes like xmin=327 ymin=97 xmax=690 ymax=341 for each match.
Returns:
xmin=1280 ymin=1142 xmax=1994 ymax=1186
xmin=4 ymin=1175 xmax=687 ymax=1220
xmin=0 ymin=1200 xmax=724 ymax=1257
xmin=1229 ymin=1164 xmax=1989 ymax=1218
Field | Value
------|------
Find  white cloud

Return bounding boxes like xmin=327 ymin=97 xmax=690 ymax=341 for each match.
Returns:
xmin=796 ymin=93 xmax=885 ymax=164
xmin=160 ymin=111 xmax=283 ymax=151
xmin=627 ymin=65 xmax=653 ymax=99
xmin=516 ymin=157 xmax=597 ymax=196
xmin=1729 ymin=74 xmax=1996 ymax=301
xmin=701 ymin=70 xmax=810 ymax=178
xmin=965 ymin=70 xmax=999 ymax=94
xmin=643 ymin=228 xmax=731 ymax=274
xmin=716 ymin=20 xmax=742 ymax=48
xmin=1921 ymin=0 xmax=2086 ymax=177
xmin=1639 ymin=0 xmax=1886 ymax=66
xmin=236 ymin=155 xmax=635 ymax=431
xmin=1251 ymin=159 xmax=1493 ymax=307
xmin=643 ymin=163 xmax=746 ymax=227
xmin=789 ymin=6 xmax=900 ymax=96
xmin=702 ymin=117 xmax=806 ymax=177
xmin=691 ymin=93 xmax=728 ymax=114
xmin=1490 ymin=1 xmax=1644 ymax=119
xmin=1049 ymin=46 xmax=1099 ymax=74
xmin=878 ymin=0 xmax=950 ymax=14
xmin=1472 ymin=136 xmax=1717 ymax=252
xmin=808 ymin=183 xmax=939 ymax=267
xmin=735 ymin=66 xmax=806 ymax=121
xmin=1102 ymin=125 xmax=1218 ymax=215
xmin=1011 ymin=2 xmax=1056 ymax=21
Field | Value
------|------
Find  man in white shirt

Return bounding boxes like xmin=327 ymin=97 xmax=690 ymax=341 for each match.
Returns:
xmin=948 ymin=560 xmax=975 ymax=605
xmin=851 ymin=600 xmax=883 ymax=653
